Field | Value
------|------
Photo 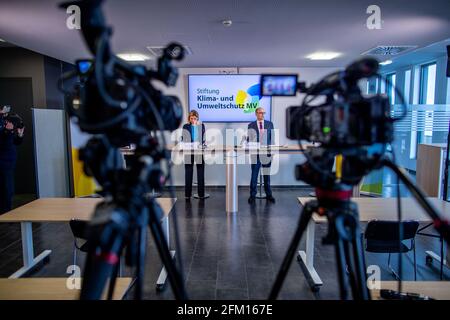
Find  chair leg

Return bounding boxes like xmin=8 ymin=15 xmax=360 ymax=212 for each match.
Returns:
xmin=413 ymin=241 xmax=417 ymax=281
xmin=387 ymin=253 xmax=401 ymax=280
xmin=73 ymin=241 xmax=77 ymax=267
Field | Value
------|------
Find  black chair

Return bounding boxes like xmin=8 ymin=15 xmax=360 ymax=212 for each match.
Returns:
xmin=364 ymin=220 xmax=419 ymax=280
xmin=69 ymin=219 xmax=123 ymax=276
xmin=69 ymin=219 xmax=90 ymax=268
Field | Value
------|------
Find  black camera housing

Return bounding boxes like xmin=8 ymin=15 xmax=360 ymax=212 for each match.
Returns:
xmin=65 ymin=48 xmax=184 ymax=143
xmin=286 ymin=94 xmax=393 ymax=147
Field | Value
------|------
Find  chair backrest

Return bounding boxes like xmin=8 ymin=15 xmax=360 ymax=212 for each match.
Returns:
xmin=364 ymin=220 xmax=419 ymax=242
xmin=69 ymin=219 xmax=89 ymax=240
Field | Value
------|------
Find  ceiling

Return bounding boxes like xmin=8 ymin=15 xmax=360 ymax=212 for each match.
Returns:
xmin=0 ymin=0 xmax=449 ymax=68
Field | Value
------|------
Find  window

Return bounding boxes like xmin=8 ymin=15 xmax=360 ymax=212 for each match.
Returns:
xmin=404 ymin=69 xmax=411 ymax=105
xmin=386 ymin=73 xmax=396 ymax=105
xmin=420 ymin=63 xmax=437 ymax=104
xmin=419 ymin=63 xmax=436 ymax=141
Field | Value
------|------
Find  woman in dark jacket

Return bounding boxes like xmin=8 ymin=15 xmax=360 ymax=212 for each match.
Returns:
xmin=0 ymin=107 xmax=24 ymax=214
xmin=181 ymin=110 xmax=206 ymax=200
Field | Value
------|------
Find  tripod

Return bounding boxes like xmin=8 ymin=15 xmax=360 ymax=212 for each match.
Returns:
xmin=80 ymin=198 xmax=187 ymax=300
xmin=78 ymin=143 xmax=188 ymax=300
xmin=269 ymin=185 xmax=370 ymax=300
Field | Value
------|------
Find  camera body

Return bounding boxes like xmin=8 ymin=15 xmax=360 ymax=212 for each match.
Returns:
xmin=260 ymin=57 xmax=397 ymax=188
xmin=286 ymin=94 xmax=393 ymax=147
xmin=65 ymin=51 xmax=184 ymax=145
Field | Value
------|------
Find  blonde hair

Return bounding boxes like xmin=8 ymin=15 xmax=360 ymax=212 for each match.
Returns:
xmin=188 ymin=110 xmax=199 ymax=122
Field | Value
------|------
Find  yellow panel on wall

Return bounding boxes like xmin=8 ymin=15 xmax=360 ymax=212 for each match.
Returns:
xmin=71 ymin=148 xmax=97 ymax=197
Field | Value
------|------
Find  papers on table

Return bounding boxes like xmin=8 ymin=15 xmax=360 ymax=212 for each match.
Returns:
xmin=178 ymin=142 xmax=201 ymax=149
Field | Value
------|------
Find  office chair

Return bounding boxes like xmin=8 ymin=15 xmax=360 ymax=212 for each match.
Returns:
xmin=69 ymin=219 xmax=90 ymax=268
xmin=69 ymin=219 xmax=123 ymax=276
xmin=364 ymin=220 xmax=419 ymax=280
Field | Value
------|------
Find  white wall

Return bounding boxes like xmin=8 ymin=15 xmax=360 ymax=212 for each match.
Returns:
xmin=161 ymin=66 xmax=341 ymax=186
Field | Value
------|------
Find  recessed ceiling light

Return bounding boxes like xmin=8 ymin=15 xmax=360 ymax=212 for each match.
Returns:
xmin=307 ymin=52 xmax=341 ymax=60
xmin=117 ymin=53 xmax=151 ymax=62
xmin=379 ymin=60 xmax=393 ymax=66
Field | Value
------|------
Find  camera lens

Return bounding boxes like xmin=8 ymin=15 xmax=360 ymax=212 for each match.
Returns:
xmin=159 ymin=95 xmax=183 ymax=131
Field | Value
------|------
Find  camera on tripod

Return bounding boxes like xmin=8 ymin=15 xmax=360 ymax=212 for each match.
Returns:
xmin=262 ymin=59 xmax=410 ymax=300
xmin=59 ymin=0 xmax=188 ymax=300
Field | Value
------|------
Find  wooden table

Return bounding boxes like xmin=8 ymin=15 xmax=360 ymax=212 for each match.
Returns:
xmin=0 ymin=197 xmax=176 ymax=287
xmin=296 ymin=197 xmax=450 ymax=292
xmin=0 ymin=277 xmax=132 ymax=300
xmin=371 ymin=281 xmax=450 ymax=300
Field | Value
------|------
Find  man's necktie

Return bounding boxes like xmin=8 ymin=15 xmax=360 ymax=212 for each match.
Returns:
xmin=259 ymin=121 xmax=264 ymax=143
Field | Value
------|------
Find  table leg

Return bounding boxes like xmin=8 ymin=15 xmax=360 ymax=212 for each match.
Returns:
xmin=9 ymin=222 xmax=52 ymax=279
xmin=226 ymin=150 xmax=238 ymax=213
xmin=156 ymin=215 xmax=176 ymax=290
xmin=297 ymin=219 xmax=323 ymax=291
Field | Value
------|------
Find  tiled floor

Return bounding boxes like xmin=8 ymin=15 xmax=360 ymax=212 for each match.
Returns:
xmin=0 ymin=187 xmax=448 ymax=300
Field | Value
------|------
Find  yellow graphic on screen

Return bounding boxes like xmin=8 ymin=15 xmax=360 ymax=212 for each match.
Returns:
xmin=235 ymin=84 xmax=262 ymax=114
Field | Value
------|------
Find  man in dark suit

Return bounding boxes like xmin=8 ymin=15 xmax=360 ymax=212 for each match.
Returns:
xmin=247 ymin=107 xmax=275 ymax=204
xmin=181 ymin=110 xmax=206 ymax=200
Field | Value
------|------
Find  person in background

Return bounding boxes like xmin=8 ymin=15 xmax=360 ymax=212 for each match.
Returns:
xmin=247 ymin=107 xmax=275 ymax=204
xmin=181 ymin=110 xmax=206 ymax=200
xmin=0 ymin=106 xmax=25 ymax=214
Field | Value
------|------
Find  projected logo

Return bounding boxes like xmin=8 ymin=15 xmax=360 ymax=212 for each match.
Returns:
xmin=235 ymin=83 xmax=262 ymax=113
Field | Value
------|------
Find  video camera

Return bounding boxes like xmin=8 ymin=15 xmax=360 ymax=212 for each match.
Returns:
xmin=60 ymin=0 xmax=184 ymax=145
xmin=260 ymin=58 xmax=404 ymax=187
xmin=261 ymin=58 xmax=395 ymax=147
xmin=0 ymin=105 xmax=24 ymax=134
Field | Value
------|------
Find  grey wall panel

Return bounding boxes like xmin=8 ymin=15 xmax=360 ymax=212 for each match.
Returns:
xmin=32 ymin=108 xmax=70 ymax=197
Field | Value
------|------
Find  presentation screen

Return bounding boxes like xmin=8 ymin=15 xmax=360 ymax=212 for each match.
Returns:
xmin=188 ymin=74 xmax=272 ymax=122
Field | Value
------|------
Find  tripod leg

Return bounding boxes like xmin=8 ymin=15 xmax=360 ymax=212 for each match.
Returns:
xmin=80 ymin=235 xmax=124 ymax=300
xmin=334 ymin=227 xmax=350 ymax=300
xmin=134 ymin=221 xmax=148 ymax=300
xmin=269 ymin=201 xmax=316 ymax=300
xmin=335 ymin=211 xmax=370 ymax=300
xmin=107 ymin=255 xmax=121 ymax=300
xmin=147 ymin=202 xmax=187 ymax=300
xmin=344 ymin=238 xmax=358 ymax=298
xmin=350 ymin=219 xmax=370 ymax=300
